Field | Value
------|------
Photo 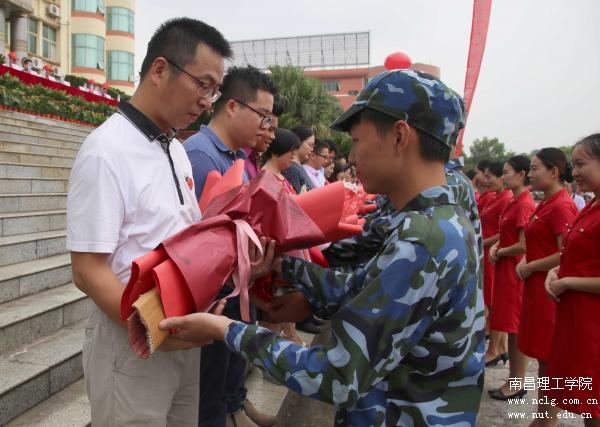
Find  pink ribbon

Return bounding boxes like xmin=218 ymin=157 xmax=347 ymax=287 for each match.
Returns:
xmin=207 ymin=219 xmax=262 ymax=321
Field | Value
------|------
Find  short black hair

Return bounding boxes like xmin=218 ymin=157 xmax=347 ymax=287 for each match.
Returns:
xmin=348 ymin=108 xmax=450 ymax=162
xmin=213 ymin=66 xmax=278 ymax=114
xmin=140 ymin=18 xmax=232 ymax=80
xmin=465 ymin=169 xmax=477 ymax=180
xmin=476 ymin=159 xmax=492 ymax=173
xmin=575 ymin=133 xmax=600 ymax=160
xmin=506 ymin=155 xmax=531 ymax=185
xmin=290 ymin=126 xmax=314 ymax=143
xmin=486 ymin=161 xmax=504 ymax=178
xmin=325 ymin=140 xmax=339 ymax=155
xmin=313 ymin=139 xmax=330 ymax=155
xmin=263 ymin=128 xmax=301 ymax=161
xmin=272 ymin=102 xmax=284 ymax=117
xmin=535 ymin=147 xmax=572 ymax=182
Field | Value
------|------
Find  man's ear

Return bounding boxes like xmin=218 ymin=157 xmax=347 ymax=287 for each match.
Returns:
xmin=224 ymin=99 xmax=238 ymax=118
xmin=393 ymin=120 xmax=411 ymax=154
xmin=149 ymin=57 xmax=169 ymax=86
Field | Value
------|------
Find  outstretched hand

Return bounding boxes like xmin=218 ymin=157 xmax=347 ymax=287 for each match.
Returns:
xmin=158 ymin=298 xmax=232 ymax=350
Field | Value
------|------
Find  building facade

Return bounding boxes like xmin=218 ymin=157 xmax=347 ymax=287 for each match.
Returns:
xmin=0 ymin=0 xmax=135 ymax=95
xmin=306 ymin=63 xmax=441 ymax=110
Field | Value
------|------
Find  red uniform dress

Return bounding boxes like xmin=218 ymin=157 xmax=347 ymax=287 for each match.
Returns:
xmin=490 ymin=190 xmax=535 ymax=333
xmin=479 ymin=190 xmax=513 ymax=307
xmin=518 ymin=189 xmax=577 ymax=361
xmin=547 ymin=199 xmax=600 ymax=417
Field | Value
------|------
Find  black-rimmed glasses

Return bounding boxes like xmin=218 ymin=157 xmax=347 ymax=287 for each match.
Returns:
xmin=233 ymin=98 xmax=273 ymax=130
xmin=164 ymin=57 xmax=221 ymax=103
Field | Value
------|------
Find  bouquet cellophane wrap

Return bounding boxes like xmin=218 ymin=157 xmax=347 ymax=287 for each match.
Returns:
xmin=121 ymin=160 xmax=363 ymax=358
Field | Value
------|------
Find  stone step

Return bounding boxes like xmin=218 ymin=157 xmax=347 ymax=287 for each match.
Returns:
xmin=0 ymin=193 xmax=67 ymax=214
xmin=0 ymin=209 xmax=65 ymax=238
xmin=0 ymin=141 xmax=79 ymax=159
xmin=0 ymin=110 xmax=93 ymax=137
xmin=0 ymin=253 xmax=72 ymax=304
xmin=0 ymin=177 xmax=69 ymax=194
xmin=0 ymin=283 xmax=89 ymax=353
xmin=0 ymin=230 xmax=66 ymax=267
xmin=5 ymin=378 xmax=90 ymax=427
xmin=0 ymin=122 xmax=90 ymax=142
xmin=0 ymin=130 xmax=83 ymax=151
xmin=0 ymin=322 xmax=85 ymax=425
xmin=0 ymin=162 xmax=71 ymax=179
xmin=0 ymin=150 xmax=75 ymax=167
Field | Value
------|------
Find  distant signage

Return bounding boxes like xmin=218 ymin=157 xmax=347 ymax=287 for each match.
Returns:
xmin=228 ymin=32 xmax=370 ymax=70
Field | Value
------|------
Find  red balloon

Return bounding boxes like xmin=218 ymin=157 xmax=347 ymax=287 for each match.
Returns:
xmin=384 ymin=52 xmax=412 ymax=70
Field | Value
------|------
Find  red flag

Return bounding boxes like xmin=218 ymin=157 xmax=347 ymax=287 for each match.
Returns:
xmin=457 ymin=0 xmax=493 ymax=156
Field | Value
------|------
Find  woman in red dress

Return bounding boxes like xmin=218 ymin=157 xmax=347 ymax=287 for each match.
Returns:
xmin=516 ymin=148 xmax=578 ymax=423
xmin=546 ymin=134 xmax=600 ymax=424
xmin=480 ymin=161 xmax=513 ymax=364
xmin=488 ymin=156 xmax=536 ymax=400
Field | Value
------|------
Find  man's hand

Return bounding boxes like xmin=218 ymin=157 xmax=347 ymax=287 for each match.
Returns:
xmin=249 ymin=237 xmax=277 ymax=283
xmin=159 ymin=312 xmax=234 ymax=345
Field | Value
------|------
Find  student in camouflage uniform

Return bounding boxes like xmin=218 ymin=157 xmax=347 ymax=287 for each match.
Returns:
xmin=160 ymin=69 xmax=486 ymax=426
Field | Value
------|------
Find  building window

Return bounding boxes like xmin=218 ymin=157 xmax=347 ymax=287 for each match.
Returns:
xmin=107 ymin=7 xmax=134 ymax=34
xmin=42 ymin=24 xmax=57 ymax=61
xmin=72 ymin=0 xmax=105 ymax=14
xmin=28 ymin=17 xmax=38 ymax=54
xmin=107 ymin=50 xmax=134 ymax=81
xmin=348 ymin=90 xmax=359 ymax=96
xmin=322 ymin=80 xmax=341 ymax=92
xmin=72 ymin=34 xmax=105 ymax=69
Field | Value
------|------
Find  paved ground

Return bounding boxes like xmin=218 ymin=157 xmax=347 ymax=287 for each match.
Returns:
xmin=282 ymin=357 xmax=584 ymax=426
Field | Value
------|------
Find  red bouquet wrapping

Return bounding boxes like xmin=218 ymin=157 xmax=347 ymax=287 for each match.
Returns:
xmin=121 ymin=160 xmax=363 ymax=357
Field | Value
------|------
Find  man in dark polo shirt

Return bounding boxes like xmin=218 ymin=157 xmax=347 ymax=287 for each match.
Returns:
xmin=185 ymin=66 xmax=278 ymax=427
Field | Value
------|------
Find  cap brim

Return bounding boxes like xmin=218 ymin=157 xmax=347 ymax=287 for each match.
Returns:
xmin=329 ymin=104 xmax=365 ymax=132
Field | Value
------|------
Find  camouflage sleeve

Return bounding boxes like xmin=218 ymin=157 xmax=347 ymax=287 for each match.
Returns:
xmin=225 ymin=241 xmax=442 ymax=409
xmin=280 ymin=255 xmax=368 ymax=318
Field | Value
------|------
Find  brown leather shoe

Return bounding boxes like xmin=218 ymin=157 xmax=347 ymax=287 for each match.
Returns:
xmin=226 ymin=409 xmax=259 ymax=427
xmin=242 ymin=399 xmax=278 ymax=427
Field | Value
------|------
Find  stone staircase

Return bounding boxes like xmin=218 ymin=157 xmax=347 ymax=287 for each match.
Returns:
xmin=0 ymin=110 xmax=93 ymax=426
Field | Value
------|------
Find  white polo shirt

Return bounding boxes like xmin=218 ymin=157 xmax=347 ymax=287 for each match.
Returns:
xmin=66 ymin=104 xmax=201 ymax=284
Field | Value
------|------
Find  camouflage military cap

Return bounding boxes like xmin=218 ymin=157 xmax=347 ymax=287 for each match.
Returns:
xmin=330 ymin=69 xmax=465 ymax=147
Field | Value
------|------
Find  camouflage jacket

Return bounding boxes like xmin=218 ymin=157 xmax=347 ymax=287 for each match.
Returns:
xmin=225 ymin=185 xmax=485 ymax=426
xmin=324 ymin=159 xmax=482 ymax=278
xmin=445 ymin=158 xmax=484 ymax=289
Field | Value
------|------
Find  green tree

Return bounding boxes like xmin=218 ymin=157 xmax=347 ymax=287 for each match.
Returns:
xmin=464 ymin=137 xmax=507 ymax=169
xmin=269 ymin=65 xmax=352 ymax=154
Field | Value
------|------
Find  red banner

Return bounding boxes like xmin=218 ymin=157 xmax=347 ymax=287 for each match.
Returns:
xmin=457 ymin=0 xmax=492 ymax=156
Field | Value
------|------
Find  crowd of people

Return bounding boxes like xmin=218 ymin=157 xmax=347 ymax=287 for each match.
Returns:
xmin=64 ymin=16 xmax=599 ymax=427
xmin=465 ymin=147 xmax=600 ymax=426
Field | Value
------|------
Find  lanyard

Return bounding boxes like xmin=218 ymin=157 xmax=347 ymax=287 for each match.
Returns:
xmin=158 ymin=136 xmax=184 ymax=205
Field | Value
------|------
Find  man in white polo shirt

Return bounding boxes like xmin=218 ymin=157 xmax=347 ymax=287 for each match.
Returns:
xmin=66 ymin=18 xmax=232 ymax=425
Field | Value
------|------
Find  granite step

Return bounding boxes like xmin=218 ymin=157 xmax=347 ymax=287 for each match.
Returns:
xmin=0 ymin=149 xmax=76 ymax=167
xmin=0 ymin=128 xmax=86 ymax=147
xmin=0 ymin=283 xmax=89 ymax=353
xmin=0 ymin=162 xmax=71 ymax=179
xmin=0 ymin=177 xmax=69 ymax=194
xmin=0 ymin=229 xmax=66 ymax=267
xmin=0 ymin=121 xmax=90 ymax=141
xmin=0 ymin=253 xmax=72 ymax=304
xmin=0 ymin=140 xmax=80 ymax=158
xmin=0 ymin=110 xmax=93 ymax=137
xmin=0 ymin=193 xmax=67 ymax=213
xmin=5 ymin=378 xmax=90 ymax=427
xmin=0 ymin=322 xmax=85 ymax=425
xmin=0 ymin=209 xmax=66 ymax=237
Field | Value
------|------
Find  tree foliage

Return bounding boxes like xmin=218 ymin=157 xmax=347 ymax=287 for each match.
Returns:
xmin=269 ymin=65 xmax=353 ymax=155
